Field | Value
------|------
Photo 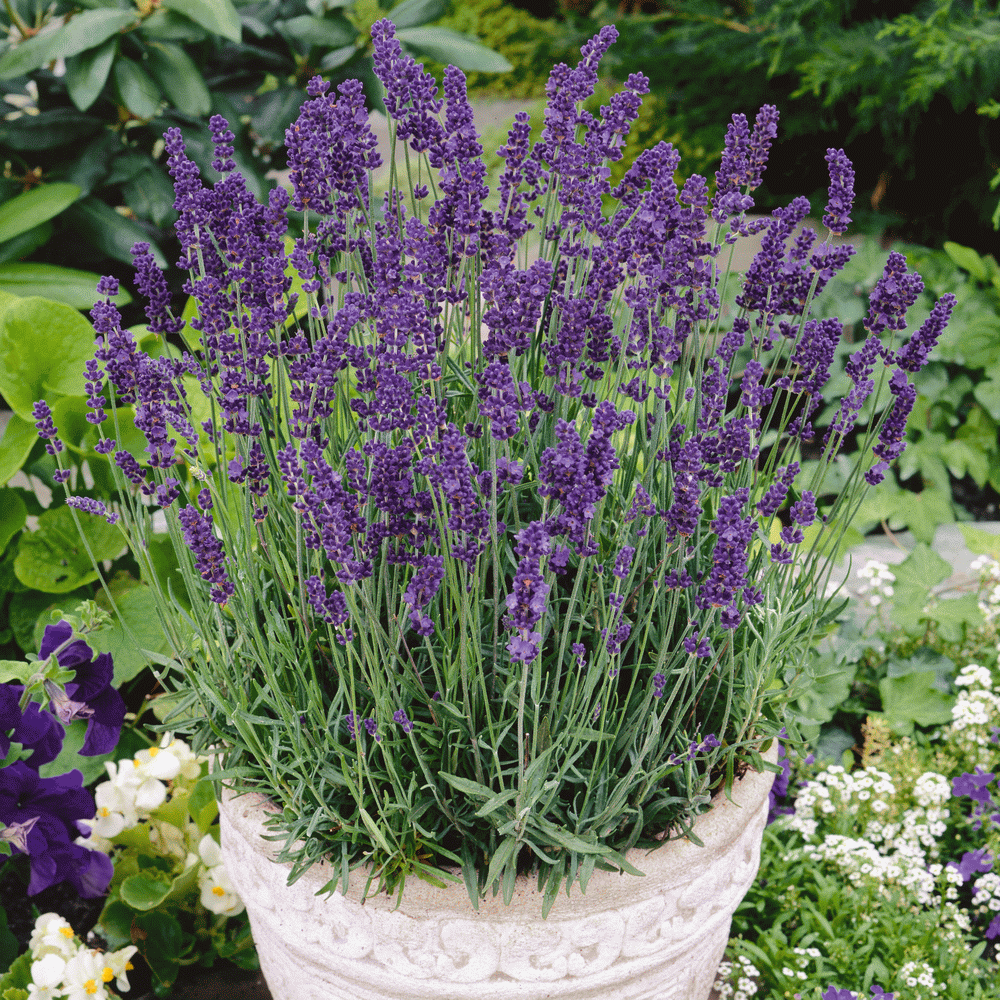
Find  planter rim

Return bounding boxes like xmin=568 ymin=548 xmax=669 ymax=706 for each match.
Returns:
xmin=219 ymin=741 xmax=779 ymax=919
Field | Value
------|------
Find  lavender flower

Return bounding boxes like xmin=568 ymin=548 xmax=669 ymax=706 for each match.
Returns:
xmin=865 ymin=250 xmax=924 ymax=336
xmin=504 ymin=520 xmax=551 ymax=663
xmin=177 ymin=505 xmax=235 ymax=605
xmin=32 ymin=400 xmax=62 ymax=455
xmin=867 ymin=368 xmax=916 ymax=485
xmin=895 ymin=293 xmax=956 ymax=372
xmin=822 ymin=148 xmax=855 ymax=235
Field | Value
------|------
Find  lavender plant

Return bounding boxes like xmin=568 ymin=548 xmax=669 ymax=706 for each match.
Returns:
xmin=46 ymin=21 xmax=952 ymax=914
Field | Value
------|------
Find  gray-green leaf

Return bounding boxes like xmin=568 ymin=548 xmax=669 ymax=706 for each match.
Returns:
xmin=389 ymin=0 xmax=447 ymax=30
xmin=0 ymin=262 xmax=131 ymax=310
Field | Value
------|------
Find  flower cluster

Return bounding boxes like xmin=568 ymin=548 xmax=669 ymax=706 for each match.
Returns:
xmin=50 ymin=19 xmax=952 ymax=906
xmin=1 ymin=616 xmax=124 ymax=897
xmin=24 ymin=913 xmax=137 ymax=1000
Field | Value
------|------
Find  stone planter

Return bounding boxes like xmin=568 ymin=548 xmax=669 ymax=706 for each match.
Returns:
xmin=218 ymin=744 xmax=777 ymax=1000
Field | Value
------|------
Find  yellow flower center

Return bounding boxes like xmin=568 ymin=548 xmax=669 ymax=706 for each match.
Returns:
xmin=99 ymin=807 xmax=111 ymax=817
xmin=59 ymin=927 xmax=74 ymax=939
xmin=212 ymin=885 xmax=226 ymax=896
xmin=102 ymin=966 xmax=114 ymax=982
xmin=126 ymin=962 xmax=133 ymax=971
xmin=148 ymin=747 xmax=159 ymax=757
xmin=85 ymin=979 xmax=98 ymax=994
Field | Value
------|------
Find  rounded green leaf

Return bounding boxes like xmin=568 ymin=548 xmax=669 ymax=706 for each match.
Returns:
xmin=146 ymin=42 xmax=211 ymax=117
xmin=0 ymin=262 xmax=131 ymax=310
xmin=0 ymin=295 xmax=96 ymax=420
xmin=0 ymin=414 xmax=37 ymax=486
xmin=0 ymin=183 xmax=81 ymax=244
xmin=114 ymin=58 xmax=162 ymax=120
xmin=394 ymin=27 xmax=512 ymax=73
xmin=14 ymin=504 xmax=124 ymax=594
xmin=275 ymin=14 xmax=355 ymax=50
xmin=65 ymin=38 xmax=117 ymax=112
xmin=0 ymin=487 xmax=27 ymax=551
xmin=120 ymin=873 xmax=173 ymax=911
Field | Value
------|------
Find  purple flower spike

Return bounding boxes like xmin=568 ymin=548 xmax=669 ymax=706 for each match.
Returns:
xmin=822 ymin=148 xmax=855 ymax=235
xmin=32 ymin=400 xmax=63 ymax=456
xmin=896 ymin=293 xmax=956 ymax=372
xmin=177 ymin=505 xmax=235 ymax=605
xmin=865 ymin=251 xmax=924 ymax=337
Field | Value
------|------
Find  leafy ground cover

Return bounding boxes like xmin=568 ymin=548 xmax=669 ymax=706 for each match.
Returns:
xmin=713 ymin=549 xmax=1000 ymax=999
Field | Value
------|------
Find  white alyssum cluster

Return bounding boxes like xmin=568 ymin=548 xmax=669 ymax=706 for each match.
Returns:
xmin=897 ymin=959 xmax=943 ymax=998
xmin=942 ymin=663 xmax=1000 ymax=760
xmin=855 ymin=559 xmax=896 ymax=608
xmin=26 ymin=913 xmax=137 ymax=1000
xmin=970 ymin=555 xmax=1000 ymax=624
xmin=711 ymin=954 xmax=760 ymax=1000
xmin=807 ymin=834 xmax=938 ymax=904
xmin=787 ymin=765 xmax=896 ymax=839
xmin=971 ymin=870 xmax=1000 ymax=919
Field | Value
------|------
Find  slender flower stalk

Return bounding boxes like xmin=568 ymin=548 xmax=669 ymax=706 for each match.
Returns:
xmin=50 ymin=21 xmax=948 ymax=914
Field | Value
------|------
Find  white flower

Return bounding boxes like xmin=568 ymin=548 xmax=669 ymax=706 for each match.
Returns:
xmin=157 ymin=734 xmax=204 ymax=780
xmin=103 ymin=945 xmax=139 ymax=992
xmin=29 ymin=913 xmax=78 ymax=959
xmin=62 ymin=949 xmax=113 ymax=1000
xmin=196 ymin=837 xmax=244 ymax=915
xmin=3 ymin=80 xmax=39 ymax=120
xmin=134 ymin=744 xmax=183 ymax=781
xmin=27 ymin=953 xmax=66 ymax=1000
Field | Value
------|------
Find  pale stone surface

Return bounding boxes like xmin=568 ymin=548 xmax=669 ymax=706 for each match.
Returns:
xmin=219 ymin=744 xmax=777 ymax=1000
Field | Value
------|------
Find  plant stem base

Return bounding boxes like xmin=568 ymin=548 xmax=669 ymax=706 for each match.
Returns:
xmin=219 ymin=747 xmax=776 ymax=1000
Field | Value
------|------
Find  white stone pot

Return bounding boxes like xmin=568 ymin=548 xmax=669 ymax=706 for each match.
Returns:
xmin=218 ymin=744 xmax=777 ymax=1000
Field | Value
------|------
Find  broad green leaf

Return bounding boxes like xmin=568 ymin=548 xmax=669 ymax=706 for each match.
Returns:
xmin=14 ymin=504 xmax=124 ymax=594
xmin=974 ymin=377 xmax=1000 ymax=420
xmin=146 ymin=42 xmax=211 ymax=117
xmin=120 ymin=873 xmax=173 ymax=910
xmin=0 ymin=262 xmax=130 ymax=310
xmin=250 ymin=87 xmax=308 ymax=147
xmin=141 ymin=7 xmax=210 ymax=42
xmin=65 ymin=39 xmax=117 ymax=111
xmin=0 ymin=414 xmax=36 ymax=486
xmin=879 ymin=672 xmax=956 ymax=735
xmin=395 ymin=27 xmax=512 ymax=73
xmin=0 ymin=183 xmax=81 ymax=243
xmin=131 ymin=909 xmax=182 ymax=988
xmin=957 ymin=523 xmax=1000 ymax=559
xmin=0 ymin=9 xmax=135 ymax=80
xmin=943 ymin=241 xmax=989 ymax=283
xmin=122 ymin=164 xmax=177 ymax=228
xmin=38 ymin=719 xmax=111 ymax=784
xmin=926 ymin=593 xmax=984 ymax=643
xmin=188 ymin=778 xmax=218 ymax=833
xmin=0 ymin=295 xmax=96 ymax=420
xmin=319 ymin=45 xmax=360 ymax=71
xmin=162 ymin=0 xmax=242 ymax=42
xmin=0 ymin=109 xmax=100 ymax=151
xmin=0 ymin=222 xmax=53 ymax=264
xmin=940 ymin=437 xmax=989 ymax=487
xmin=389 ymin=0 xmax=447 ymax=30
xmin=0 ymin=660 xmax=32 ymax=683
xmin=64 ymin=197 xmax=168 ymax=267
xmin=0 ymin=487 xmax=26 ymax=550
xmin=91 ymin=583 xmax=177 ymax=684
xmin=114 ymin=58 xmax=161 ymax=120
xmin=275 ymin=14 xmax=355 ymax=50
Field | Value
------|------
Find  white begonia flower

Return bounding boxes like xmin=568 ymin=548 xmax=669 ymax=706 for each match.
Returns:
xmin=198 ymin=863 xmax=245 ymax=915
xmin=198 ymin=833 xmax=223 ymax=868
xmin=157 ymin=734 xmax=204 ymax=780
xmin=106 ymin=756 xmax=167 ymax=814
xmin=29 ymin=913 xmax=78 ymax=960
xmin=62 ymin=949 xmax=113 ymax=1000
xmin=87 ymin=779 xmax=138 ymax=838
xmin=103 ymin=945 xmax=138 ymax=992
xmin=27 ymin=953 xmax=67 ymax=1000
xmin=134 ymin=744 xmax=183 ymax=781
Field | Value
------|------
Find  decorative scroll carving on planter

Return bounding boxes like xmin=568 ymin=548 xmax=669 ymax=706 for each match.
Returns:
xmin=219 ymin=748 xmax=775 ymax=1000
